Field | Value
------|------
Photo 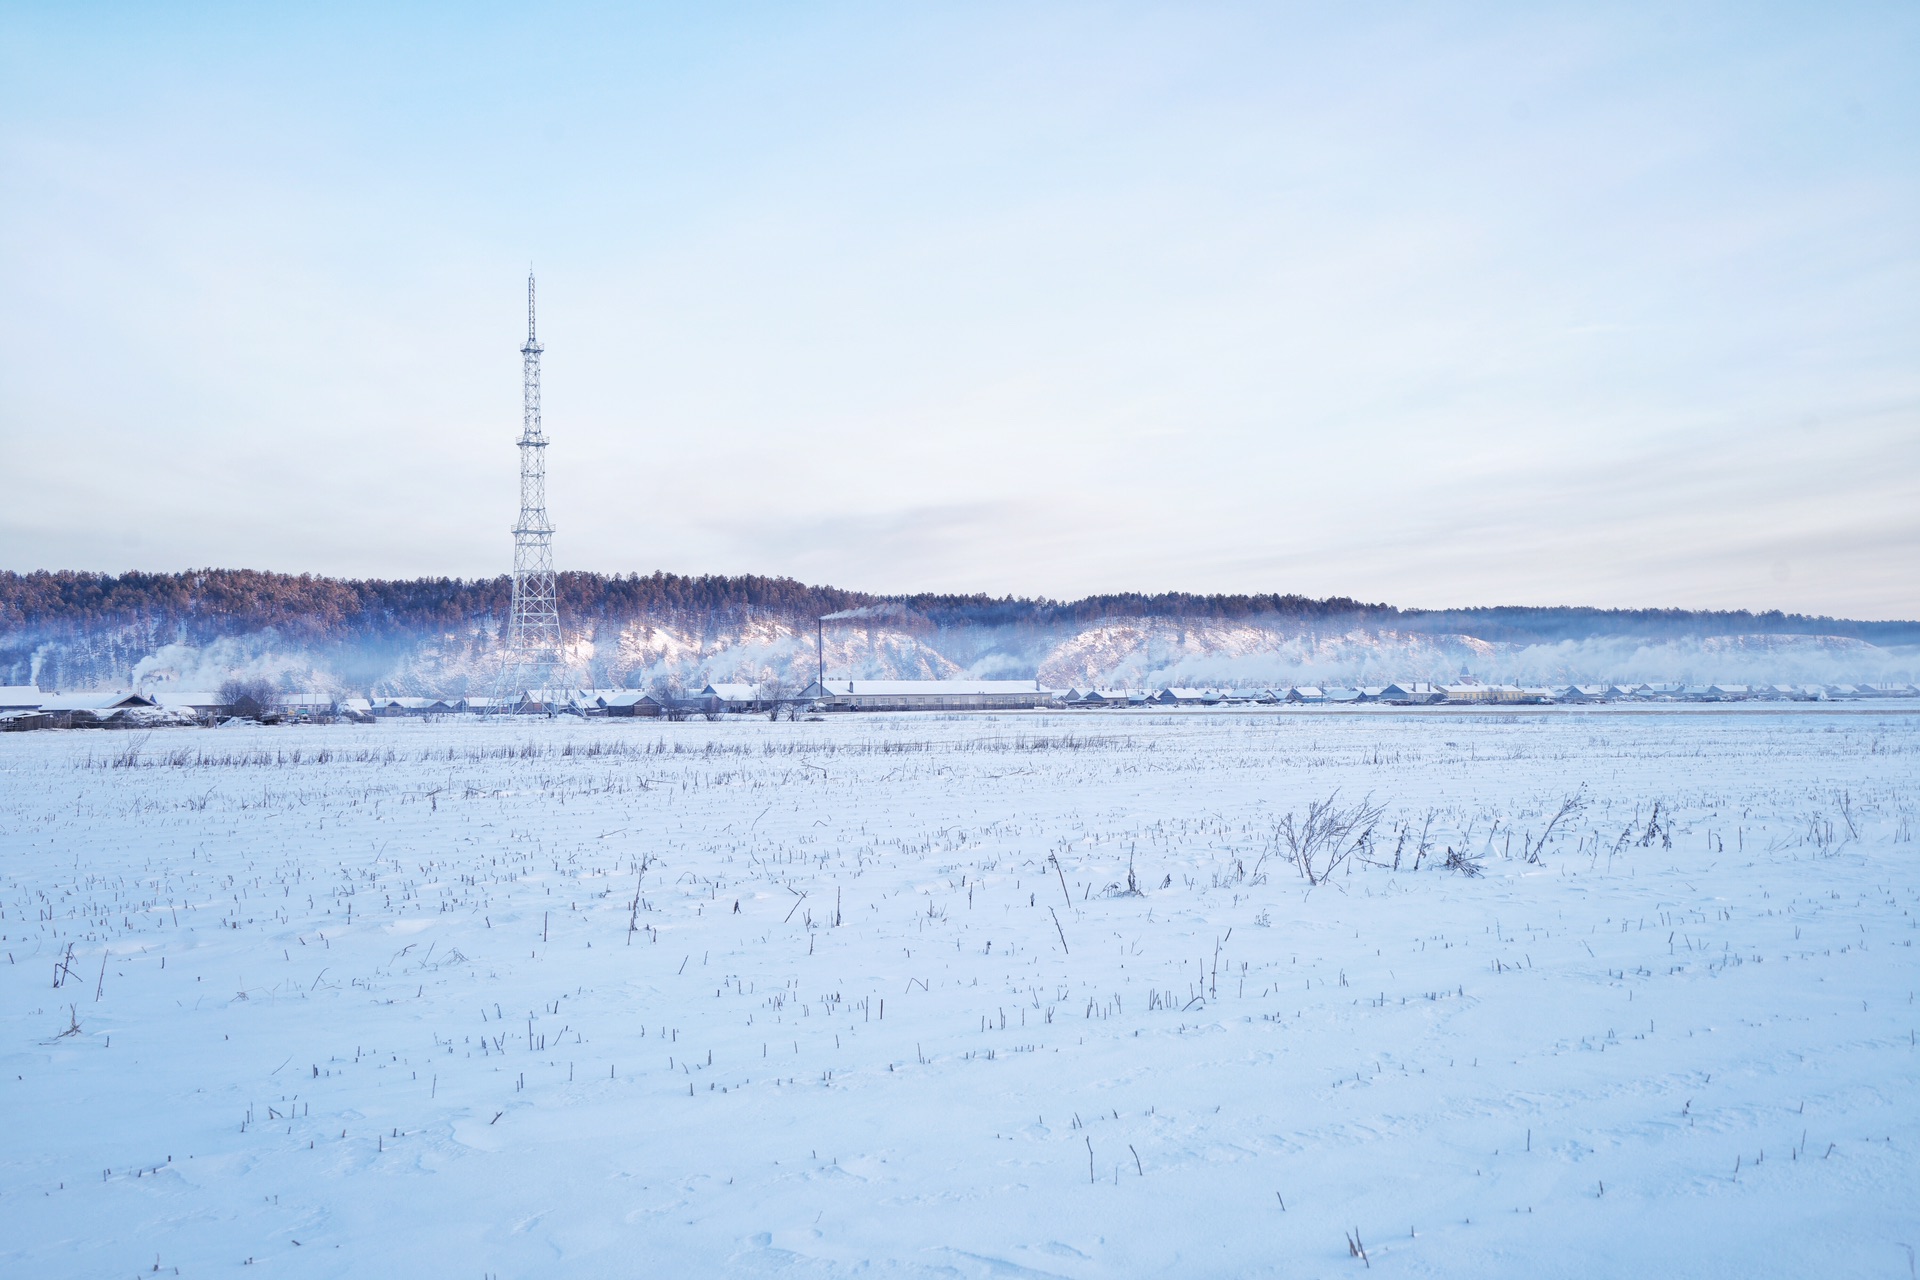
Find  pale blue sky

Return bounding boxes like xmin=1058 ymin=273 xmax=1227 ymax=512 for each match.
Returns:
xmin=2 ymin=3 xmax=1916 ymax=616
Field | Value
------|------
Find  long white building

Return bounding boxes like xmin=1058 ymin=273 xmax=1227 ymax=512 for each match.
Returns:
xmin=801 ymin=679 xmax=1057 ymax=711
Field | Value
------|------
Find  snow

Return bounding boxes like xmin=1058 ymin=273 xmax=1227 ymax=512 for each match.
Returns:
xmin=1 ymin=709 xmax=1916 ymax=1277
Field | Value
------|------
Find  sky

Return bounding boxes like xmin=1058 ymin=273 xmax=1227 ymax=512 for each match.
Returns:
xmin=1 ymin=2 xmax=1916 ymax=618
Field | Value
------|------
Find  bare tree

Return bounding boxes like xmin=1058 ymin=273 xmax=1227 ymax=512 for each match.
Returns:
xmin=218 ymin=677 xmax=281 ymax=721
xmin=756 ymin=671 xmax=789 ymax=721
xmin=652 ymin=674 xmax=689 ymax=722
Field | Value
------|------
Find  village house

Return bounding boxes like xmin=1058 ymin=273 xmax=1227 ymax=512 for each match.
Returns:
xmin=147 ymin=689 xmax=227 ymax=720
xmin=1153 ymin=688 xmax=1222 ymax=706
xmin=696 ymin=683 xmax=763 ymax=713
xmin=38 ymin=691 xmax=162 ymax=727
xmin=1068 ymin=689 xmax=1142 ymax=708
xmin=0 ymin=686 xmax=44 ymax=711
xmin=597 ymin=691 xmax=666 ymax=717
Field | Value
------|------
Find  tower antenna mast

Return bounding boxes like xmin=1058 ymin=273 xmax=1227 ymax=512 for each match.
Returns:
xmin=495 ymin=269 xmax=565 ymax=711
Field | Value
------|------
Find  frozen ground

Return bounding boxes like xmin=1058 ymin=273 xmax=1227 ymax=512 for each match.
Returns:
xmin=1 ymin=709 xmax=1916 ymax=1278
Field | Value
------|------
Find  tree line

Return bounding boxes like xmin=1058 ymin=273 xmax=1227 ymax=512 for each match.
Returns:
xmin=2 ymin=569 xmax=1912 ymax=647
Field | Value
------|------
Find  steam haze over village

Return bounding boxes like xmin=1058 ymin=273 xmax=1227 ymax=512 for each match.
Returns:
xmin=0 ymin=4 xmax=1917 ymax=1278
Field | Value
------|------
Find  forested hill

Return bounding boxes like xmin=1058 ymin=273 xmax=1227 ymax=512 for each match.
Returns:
xmin=2 ymin=569 xmax=1915 ymax=646
xmin=0 ymin=570 xmax=871 ymax=640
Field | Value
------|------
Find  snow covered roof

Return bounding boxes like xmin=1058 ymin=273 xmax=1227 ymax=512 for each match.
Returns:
xmin=599 ymin=692 xmax=662 ymax=708
xmin=701 ymin=683 xmax=759 ymax=701
xmin=0 ymin=686 xmax=45 ymax=709
xmin=41 ymin=691 xmax=159 ymax=712
xmin=1547 ymin=685 xmax=1610 ymax=701
xmin=1378 ymin=682 xmax=1442 ymax=700
xmin=147 ymin=689 xmax=224 ymax=710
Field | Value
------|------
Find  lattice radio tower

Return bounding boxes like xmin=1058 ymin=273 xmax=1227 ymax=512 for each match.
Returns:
xmin=494 ymin=270 xmax=565 ymax=709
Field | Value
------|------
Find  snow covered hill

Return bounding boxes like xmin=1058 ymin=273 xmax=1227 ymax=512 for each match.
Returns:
xmin=4 ymin=569 xmax=1914 ymax=696
xmin=230 ymin=614 xmax=1920 ymax=697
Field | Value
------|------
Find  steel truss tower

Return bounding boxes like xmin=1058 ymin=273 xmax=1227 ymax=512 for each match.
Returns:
xmin=495 ymin=270 xmax=565 ymax=709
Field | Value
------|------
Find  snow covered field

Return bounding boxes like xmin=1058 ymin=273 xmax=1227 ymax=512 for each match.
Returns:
xmin=2 ymin=709 xmax=1916 ymax=1278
